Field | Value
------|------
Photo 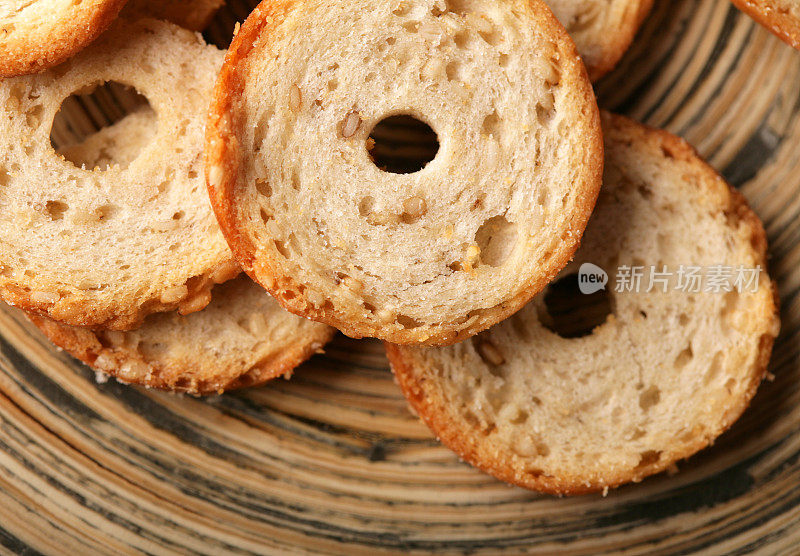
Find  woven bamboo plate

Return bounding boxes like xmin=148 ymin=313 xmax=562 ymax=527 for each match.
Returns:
xmin=2 ymin=0 xmax=800 ymax=553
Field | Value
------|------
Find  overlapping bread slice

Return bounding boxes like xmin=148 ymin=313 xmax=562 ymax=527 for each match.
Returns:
xmin=29 ymin=276 xmax=336 ymax=395
xmin=0 ymin=0 xmax=129 ymax=77
xmin=57 ymin=106 xmax=156 ymax=170
xmin=207 ymin=0 xmax=603 ymax=346
xmin=547 ymin=0 xmax=653 ymax=80
xmin=123 ymin=0 xmax=226 ymax=31
xmin=0 ymin=19 xmax=238 ymax=330
xmin=731 ymin=0 xmax=800 ymax=49
xmin=387 ymin=112 xmax=780 ymax=495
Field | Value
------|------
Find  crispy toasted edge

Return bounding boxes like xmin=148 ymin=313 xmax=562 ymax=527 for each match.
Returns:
xmin=0 ymin=0 xmax=130 ymax=77
xmin=585 ymin=0 xmax=654 ymax=81
xmin=731 ymin=0 xmax=800 ymax=50
xmin=206 ymin=0 xmax=604 ymax=346
xmin=26 ymin=309 xmax=337 ymax=396
xmin=5 ymin=260 xmax=241 ymax=332
xmin=0 ymin=19 xmax=239 ymax=331
xmin=385 ymin=112 xmax=781 ymax=495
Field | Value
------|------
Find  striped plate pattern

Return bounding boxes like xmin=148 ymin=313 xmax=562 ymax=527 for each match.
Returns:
xmin=2 ymin=0 xmax=800 ymax=553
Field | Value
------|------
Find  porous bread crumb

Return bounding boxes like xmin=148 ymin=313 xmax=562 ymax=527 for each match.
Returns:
xmin=207 ymin=0 xmax=603 ymax=346
xmin=387 ymin=112 xmax=780 ymax=495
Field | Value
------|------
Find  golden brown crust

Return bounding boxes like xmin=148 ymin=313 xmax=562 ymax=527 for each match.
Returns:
xmin=3 ymin=259 xmax=240 ymax=332
xmin=0 ymin=0 xmax=130 ymax=77
xmin=388 ymin=331 xmax=778 ymax=495
xmin=27 ymin=302 xmax=336 ymax=396
xmin=731 ymin=0 xmax=800 ymax=49
xmin=206 ymin=0 xmax=604 ymax=346
xmin=122 ymin=0 xmax=225 ymax=31
xmin=582 ymin=0 xmax=654 ymax=81
xmin=386 ymin=112 xmax=780 ymax=495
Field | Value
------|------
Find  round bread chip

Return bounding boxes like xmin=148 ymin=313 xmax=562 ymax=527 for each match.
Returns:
xmin=386 ymin=112 xmax=780 ymax=495
xmin=547 ymin=0 xmax=654 ymax=81
xmin=0 ymin=19 xmax=238 ymax=330
xmin=206 ymin=0 xmax=603 ymax=347
xmin=28 ymin=275 xmax=336 ymax=395
xmin=122 ymin=0 xmax=225 ymax=31
xmin=0 ymin=0 xmax=129 ymax=77
xmin=731 ymin=0 xmax=800 ymax=49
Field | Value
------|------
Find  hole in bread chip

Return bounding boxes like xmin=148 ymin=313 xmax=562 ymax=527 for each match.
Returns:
xmin=45 ymin=200 xmax=68 ymax=221
xmin=536 ymin=103 xmax=554 ymax=125
xmin=397 ymin=314 xmax=423 ymax=329
xmin=475 ymin=216 xmax=517 ymax=267
xmin=636 ymin=450 xmax=662 ymax=469
xmin=511 ymin=410 xmax=529 ymax=425
xmin=368 ymin=115 xmax=439 ymax=174
xmin=705 ymin=352 xmax=724 ymax=385
xmin=274 ymin=239 xmax=290 ymax=258
xmin=540 ymin=273 xmax=613 ymax=338
xmin=720 ymin=290 xmax=740 ymax=325
xmin=639 ymin=386 xmax=661 ymax=412
xmin=401 ymin=196 xmax=427 ymax=223
xmin=50 ymin=81 xmax=156 ymax=171
xmin=524 ymin=467 xmax=545 ymax=478
xmin=87 ymin=204 xmax=119 ymax=223
xmin=255 ymin=178 xmax=272 ymax=197
xmin=536 ymin=442 xmax=550 ymax=457
xmin=359 ymin=196 xmax=376 ymax=216
xmin=674 ymin=345 xmax=693 ymax=368
xmin=629 ymin=427 xmax=646 ymax=441
xmin=482 ymin=111 xmax=502 ymax=138
xmin=446 ymin=61 xmax=463 ymax=81
xmin=233 ymin=370 xmax=260 ymax=389
xmin=172 ymin=377 xmax=193 ymax=391
xmin=453 ymin=30 xmax=470 ymax=49
xmin=471 ymin=192 xmax=485 ymax=211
